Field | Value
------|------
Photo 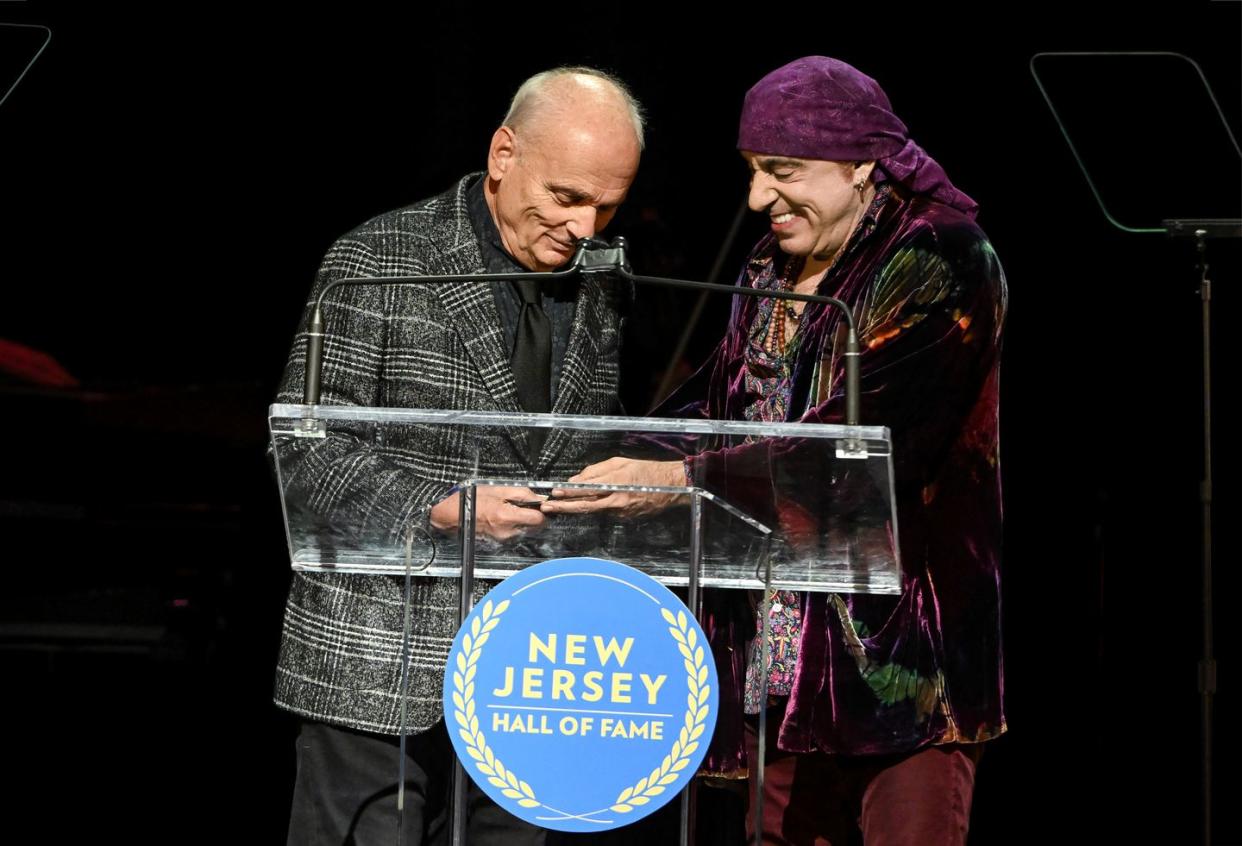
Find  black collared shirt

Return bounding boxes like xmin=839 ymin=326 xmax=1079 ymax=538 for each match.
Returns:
xmin=466 ymin=175 xmax=576 ymax=405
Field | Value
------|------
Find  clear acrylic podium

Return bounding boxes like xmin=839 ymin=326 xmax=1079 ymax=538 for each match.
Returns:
xmin=270 ymin=404 xmax=900 ymax=846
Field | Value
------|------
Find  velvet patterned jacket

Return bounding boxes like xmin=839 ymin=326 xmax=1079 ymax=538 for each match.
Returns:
xmin=661 ymin=188 xmax=1007 ymax=767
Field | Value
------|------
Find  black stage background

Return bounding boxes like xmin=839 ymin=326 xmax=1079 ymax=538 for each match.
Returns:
xmin=1 ymin=4 xmax=1239 ymax=843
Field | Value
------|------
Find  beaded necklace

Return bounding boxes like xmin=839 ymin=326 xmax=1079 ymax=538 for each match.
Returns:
xmin=763 ymin=254 xmax=836 ymax=356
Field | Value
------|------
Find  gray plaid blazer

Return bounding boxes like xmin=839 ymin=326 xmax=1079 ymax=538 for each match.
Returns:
xmin=273 ymin=174 xmax=624 ymax=733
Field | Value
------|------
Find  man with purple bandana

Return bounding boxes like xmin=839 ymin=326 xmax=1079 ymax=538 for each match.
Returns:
xmin=546 ymin=56 xmax=1007 ymax=845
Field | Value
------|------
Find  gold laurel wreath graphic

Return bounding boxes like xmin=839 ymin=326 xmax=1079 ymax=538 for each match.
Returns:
xmin=450 ymin=597 xmax=711 ymax=821
xmin=609 ymin=608 xmax=711 ymax=814
xmin=450 ymin=599 xmax=540 ymax=809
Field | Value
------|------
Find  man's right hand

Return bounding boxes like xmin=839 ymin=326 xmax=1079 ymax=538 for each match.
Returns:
xmin=428 ymin=486 xmax=547 ymax=541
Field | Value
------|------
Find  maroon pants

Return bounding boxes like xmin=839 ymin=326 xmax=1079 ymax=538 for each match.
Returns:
xmin=745 ymin=717 xmax=981 ymax=846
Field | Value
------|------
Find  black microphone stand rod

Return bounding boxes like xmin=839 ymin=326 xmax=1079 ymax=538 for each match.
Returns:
xmin=302 ymin=237 xmax=862 ymax=426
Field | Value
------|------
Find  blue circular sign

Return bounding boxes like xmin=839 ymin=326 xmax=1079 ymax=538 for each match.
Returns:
xmin=442 ymin=557 xmax=718 ymax=832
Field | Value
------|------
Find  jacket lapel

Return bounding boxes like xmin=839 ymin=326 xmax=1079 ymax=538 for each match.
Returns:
xmin=422 ymin=178 xmax=536 ymax=467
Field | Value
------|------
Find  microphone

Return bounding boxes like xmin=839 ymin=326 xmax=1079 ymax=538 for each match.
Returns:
xmin=569 ymin=237 xmax=863 ymax=426
xmin=302 ymin=237 xmax=863 ymax=426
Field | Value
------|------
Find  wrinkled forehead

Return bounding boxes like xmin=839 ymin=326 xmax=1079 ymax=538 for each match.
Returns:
xmin=523 ymin=124 xmax=639 ymax=184
xmin=741 ymin=151 xmax=851 ymax=172
xmin=743 ymin=152 xmax=804 ymax=165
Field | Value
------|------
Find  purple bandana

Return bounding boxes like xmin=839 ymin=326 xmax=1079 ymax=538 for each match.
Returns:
xmin=738 ymin=56 xmax=978 ymax=217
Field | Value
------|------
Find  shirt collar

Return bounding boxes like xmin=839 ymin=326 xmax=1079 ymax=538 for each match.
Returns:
xmin=466 ymin=174 xmax=525 ymax=274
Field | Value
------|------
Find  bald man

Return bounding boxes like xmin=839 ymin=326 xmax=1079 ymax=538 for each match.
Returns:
xmin=274 ymin=67 xmax=644 ymax=845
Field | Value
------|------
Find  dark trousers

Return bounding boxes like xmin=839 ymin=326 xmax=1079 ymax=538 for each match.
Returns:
xmin=287 ymin=719 xmax=546 ymax=846
xmin=745 ymin=715 xmax=981 ymax=846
